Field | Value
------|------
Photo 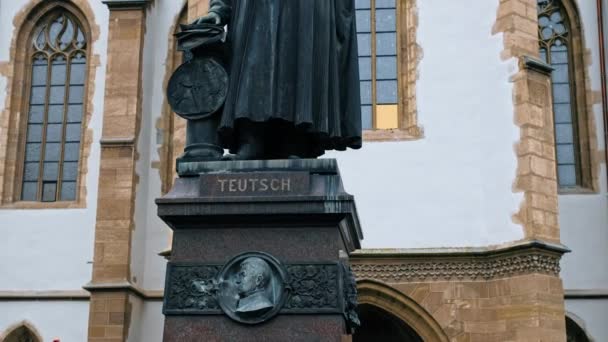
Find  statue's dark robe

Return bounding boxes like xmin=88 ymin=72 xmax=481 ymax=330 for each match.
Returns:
xmin=213 ymin=0 xmax=362 ymax=157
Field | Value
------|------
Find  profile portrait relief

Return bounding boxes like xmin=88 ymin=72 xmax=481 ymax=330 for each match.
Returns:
xmin=234 ymin=257 xmax=274 ymax=315
xmin=217 ymin=252 xmax=287 ymax=324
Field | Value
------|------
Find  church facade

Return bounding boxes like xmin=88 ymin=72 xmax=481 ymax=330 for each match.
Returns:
xmin=0 ymin=0 xmax=606 ymax=341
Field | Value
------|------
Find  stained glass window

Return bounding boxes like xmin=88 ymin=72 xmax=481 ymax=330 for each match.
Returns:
xmin=21 ymin=11 xmax=87 ymax=202
xmin=356 ymin=0 xmax=400 ymax=129
xmin=538 ymin=0 xmax=581 ymax=188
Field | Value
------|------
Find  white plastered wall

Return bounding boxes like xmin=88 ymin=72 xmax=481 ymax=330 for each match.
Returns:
xmin=329 ymin=0 xmax=524 ymax=248
xmin=0 ymin=0 xmax=108 ymax=290
xmin=559 ymin=0 xmax=608 ymax=289
xmin=559 ymin=1 xmax=608 ymax=341
xmin=0 ymin=0 xmax=109 ymax=339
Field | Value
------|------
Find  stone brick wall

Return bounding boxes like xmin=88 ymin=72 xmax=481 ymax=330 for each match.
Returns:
xmin=187 ymin=0 xmax=210 ymax=22
xmin=87 ymin=2 xmax=148 ymax=341
xmin=352 ymin=241 xmax=568 ymax=341
xmin=494 ymin=0 xmax=561 ymax=243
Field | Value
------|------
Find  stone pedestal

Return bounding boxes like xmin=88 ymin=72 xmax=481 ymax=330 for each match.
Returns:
xmin=157 ymin=159 xmax=363 ymax=342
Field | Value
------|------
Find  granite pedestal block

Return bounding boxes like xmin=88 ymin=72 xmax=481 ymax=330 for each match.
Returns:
xmin=157 ymin=159 xmax=363 ymax=342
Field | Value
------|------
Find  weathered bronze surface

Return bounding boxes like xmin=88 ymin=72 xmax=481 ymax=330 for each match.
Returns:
xmin=167 ymin=23 xmax=227 ymax=164
xmin=167 ymin=57 xmax=228 ymax=120
xmin=173 ymin=0 xmax=363 ymax=160
xmin=217 ymin=253 xmax=287 ymax=324
xmin=163 ymin=256 xmax=360 ymax=328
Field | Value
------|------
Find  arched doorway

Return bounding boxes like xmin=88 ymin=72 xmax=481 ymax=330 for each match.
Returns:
xmin=566 ymin=316 xmax=591 ymax=342
xmin=2 ymin=323 xmax=41 ymax=342
xmin=354 ymin=304 xmax=423 ymax=342
xmin=356 ymin=280 xmax=449 ymax=342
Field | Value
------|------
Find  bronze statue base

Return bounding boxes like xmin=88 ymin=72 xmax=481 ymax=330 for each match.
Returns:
xmin=157 ymin=159 xmax=362 ymax=341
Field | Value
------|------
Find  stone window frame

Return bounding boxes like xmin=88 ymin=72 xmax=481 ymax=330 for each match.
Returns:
xmin=362 ymin=0 xmax=423 ymax=142
xmin=0 ymin=1 xmax=95 ymax=208
xmin=539 ymin=0 xmax=599 ymax=193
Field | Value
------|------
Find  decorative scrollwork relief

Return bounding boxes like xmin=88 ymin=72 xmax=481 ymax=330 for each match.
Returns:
xmin=351 ymin=252 xmax=561 ymax=282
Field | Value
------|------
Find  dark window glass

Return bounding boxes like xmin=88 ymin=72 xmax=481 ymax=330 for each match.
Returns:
xmin=357 ymin=33 xmax=371 ymax=56
xmin=21 ymin=11 xmax=87 ymax=202
xmin=356 ymin=10 xmax=371 ymax=33
xmin=66 ymin=123 xmax=81 ymax=141
xmin=375 ymin=9 xmax=396 ymax=32
xmin=62 ymin=162 xmax=78 ymax=181
xmin=356 ymin=0 xmax=399 ymax=128
xmin=60 ymin=181 xmax=76 ymax=201
xmin=375 ymin=0 xmax=395 ymax=8
xmin=41 ymin=182 xmax=57 ymax=202
xmin=355 ymin=0 xmax=371 ymax=9
xmin=30 ymin=87 xmax=46 ymax=105
xmin=26 ymin=124 xmax=43 ymax=143
xmin=69 ymin=60 xmax=86 ymax=85
xmin=64 ymin=142 xmax=80 ymax=161
xmin=44 ymin=143 xmax=61 ymax=161
xmin=28 ymin=105 xmax=45 ymax=123
xmin=43 ymin=162 xmax=59 ymax=181
xmin=377 ymin=80 xmax=398 ymax=104
xmin=376 ymin=32 xmax=397 ymax=55
xmin=68 ymin=85 xmax=84 ymax=104
xmin=50 ymin=58 xmax=67 ymax=85
xmin=32 ymin=64 xmax=48 ymax=86
xmin=67 ymin=104 xmax=83 ymax=122
xmin=361 ymin=105 xmax=373 ymax=129
xmin=359 ymin=57 xmax=372 ymax=81
xmin=538 ymin=0 xmax=581 ymax=188
xmin=376 ymin=56 xmax=397 ymax=80
xmin=46 ymin=123 xmax=63 ymax=142
xmin=360 ymin=81 xmax=372 ymax=105
xmin=25 ymin=143 xmax=41 ymax=162
xmin=48 ymin=104 xmax=64 ymax=123
xmin=49 ymin=86 xmax=65 ymax=104
xmin=21 ymin=182 xmax=38 ymax=201
xmin=23 ymin=162 xmax=40 ymax=181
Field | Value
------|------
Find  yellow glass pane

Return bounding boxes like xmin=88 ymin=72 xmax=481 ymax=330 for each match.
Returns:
xmin=375 ymin=105 xmax=399 ymax=129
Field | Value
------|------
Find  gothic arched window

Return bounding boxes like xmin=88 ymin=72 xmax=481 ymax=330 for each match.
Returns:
xmin=3 ymin=324 xmax=42 ymax=342
xmin=20 ymin=10 xmax=88 ymax=202
xmin=538 ymin=0 xmax=592 ymax=189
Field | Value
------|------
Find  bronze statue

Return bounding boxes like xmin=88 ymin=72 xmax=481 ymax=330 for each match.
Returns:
xmin=192 ymin=0 xmax=363 ymax=160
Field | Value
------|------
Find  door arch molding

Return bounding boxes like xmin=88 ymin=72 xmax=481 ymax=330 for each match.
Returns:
xmin=357 ymin=279 xmax=449 ymax=342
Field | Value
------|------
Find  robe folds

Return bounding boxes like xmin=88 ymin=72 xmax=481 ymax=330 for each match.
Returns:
xmin=212 ymin=0 xmax=363 ymax=157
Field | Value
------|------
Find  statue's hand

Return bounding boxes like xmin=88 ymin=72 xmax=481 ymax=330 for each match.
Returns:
xmin=193 ymin=12 xmax=222 ymax=25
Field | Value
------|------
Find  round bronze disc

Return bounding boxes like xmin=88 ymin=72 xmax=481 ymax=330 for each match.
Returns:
xmin=167 ymin=56 xmax=228 ymax=120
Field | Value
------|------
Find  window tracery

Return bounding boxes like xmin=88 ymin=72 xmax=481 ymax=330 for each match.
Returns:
xmin=537 ymin=0 xmax=593 ymax=189
xmin=21 ymin=11 xmax=88 ymax=202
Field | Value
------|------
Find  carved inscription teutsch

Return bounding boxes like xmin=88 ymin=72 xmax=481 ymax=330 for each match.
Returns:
xmin=199 ymin=172 xmax=310 ymax=197
xmin=217 ymin=177 xmax=292 ymax=193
